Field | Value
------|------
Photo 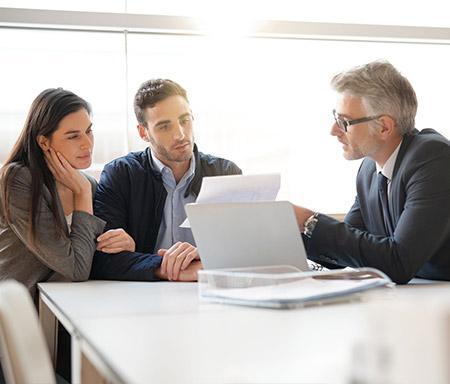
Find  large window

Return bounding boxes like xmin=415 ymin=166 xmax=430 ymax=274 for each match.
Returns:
xmin=126 ymin=35 xmax=450 ymax=212
xmin=1 ymin=4 xmax=449 ymax=213
xmin=0 ymin=28 xmax=127 ymax=178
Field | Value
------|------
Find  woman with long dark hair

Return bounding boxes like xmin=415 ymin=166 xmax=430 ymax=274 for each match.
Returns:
xmin=0 ymin=88 xmax=106 ymax=298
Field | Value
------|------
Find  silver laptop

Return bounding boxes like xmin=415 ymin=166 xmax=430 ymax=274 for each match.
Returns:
xmin=185 ymin=201 xmax=309 ymax=271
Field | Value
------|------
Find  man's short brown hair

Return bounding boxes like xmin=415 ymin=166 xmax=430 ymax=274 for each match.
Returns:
xmin=134 ymin=79 xmax=188 ymax=126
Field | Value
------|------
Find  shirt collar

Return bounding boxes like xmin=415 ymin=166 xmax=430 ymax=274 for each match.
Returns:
xmin=182 ymin=153 xmax=196 ymax=183
xmin=376 ymin=140 xmax=403 ymax=181
xmin=149 ymin=150 xmax=167 ymax=174
xmin=148 ymin=149 xmax=196 ymax=185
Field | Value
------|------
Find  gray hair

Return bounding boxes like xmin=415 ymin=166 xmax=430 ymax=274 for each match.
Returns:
xmin=331 ymin=60 xmax=417 ymax=135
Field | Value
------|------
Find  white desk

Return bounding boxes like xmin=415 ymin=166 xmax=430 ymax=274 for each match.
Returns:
xmin=38 ymin=280 xmax=450 ymax=384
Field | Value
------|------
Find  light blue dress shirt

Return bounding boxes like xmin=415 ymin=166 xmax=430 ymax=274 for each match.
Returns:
xmin=150 ymin=151 xmax=197 ymax=252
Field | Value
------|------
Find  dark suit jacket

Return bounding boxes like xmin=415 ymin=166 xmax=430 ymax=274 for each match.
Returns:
xmin=306 ymin=129 xmax=450 ymax=284
xmin=90 ymin=145 xmax=241 ymax=281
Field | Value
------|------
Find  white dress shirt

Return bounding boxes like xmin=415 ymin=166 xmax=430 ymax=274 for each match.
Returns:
xmin=376 ymin=140 xmax=403 ymax=196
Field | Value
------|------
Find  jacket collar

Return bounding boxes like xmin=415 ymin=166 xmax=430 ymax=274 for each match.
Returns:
xmin=144 ymin=144 xmax=202 ymax=198
xmin=188 ymin=144 xmax=202 ymax=198
xmin=392 ymin=128 xmax=419 ymax=177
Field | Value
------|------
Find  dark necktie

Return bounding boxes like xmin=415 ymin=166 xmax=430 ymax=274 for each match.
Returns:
xmin=377 ymin=172 xmax=393 ymax=236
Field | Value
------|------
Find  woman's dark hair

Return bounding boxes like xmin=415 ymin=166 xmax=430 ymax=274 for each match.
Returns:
xmin=0 ymin=88 xmax=91 ymax=244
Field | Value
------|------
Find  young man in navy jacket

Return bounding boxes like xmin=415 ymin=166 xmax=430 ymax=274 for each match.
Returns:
xmin=91 ymin=79 xmax=241 ymax=281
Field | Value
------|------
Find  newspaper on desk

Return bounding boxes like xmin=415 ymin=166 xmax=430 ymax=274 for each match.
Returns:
xmin=180 ymin=173 xmax=280 ymax=228
xmin=198 ymin=266 xmax=394 ymax=309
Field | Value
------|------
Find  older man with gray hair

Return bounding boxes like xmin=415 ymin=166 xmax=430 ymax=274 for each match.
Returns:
xmin=294 ymin=60 xmax=450 ymax=284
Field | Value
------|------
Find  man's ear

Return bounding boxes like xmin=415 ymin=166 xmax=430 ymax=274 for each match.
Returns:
xmin=37 ymin=135 xmax=50 ymax=151
xmin=378 ymin=115 xmax=397 ymax=138
xmin=137 ymin=124 xmax=150 ymax=142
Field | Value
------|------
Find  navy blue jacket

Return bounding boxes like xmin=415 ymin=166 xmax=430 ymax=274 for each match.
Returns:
xmin=306 ymin=129 xmax=450 ymax=284
xmin=90 ymin=145 xmax=241 ymax=280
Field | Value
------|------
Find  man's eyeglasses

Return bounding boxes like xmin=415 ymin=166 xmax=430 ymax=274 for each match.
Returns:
xmin=333 ymin=109 xmax=382 ymax=132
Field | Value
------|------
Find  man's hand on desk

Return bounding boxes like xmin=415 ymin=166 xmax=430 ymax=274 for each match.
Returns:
xmin=176 ymin=260 xmax=203 ymax=282
xmin=155 ymin=260 xmax=203 ymax=282
xmin=156 ymin=242 xmax=201 ymax=281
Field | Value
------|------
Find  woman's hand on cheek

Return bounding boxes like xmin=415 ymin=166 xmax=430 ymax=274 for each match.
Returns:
xmin=44 ymin=148 xmax=90 ymax=195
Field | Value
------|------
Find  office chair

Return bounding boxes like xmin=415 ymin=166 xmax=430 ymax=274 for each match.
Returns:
xmin=0 ymin=280 xmax=56 ymax=384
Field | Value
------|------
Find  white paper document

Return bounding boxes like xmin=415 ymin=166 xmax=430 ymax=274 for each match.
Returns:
xmin=205 ymin=278 xmax=384 ymax=302
xmin=181 ymin=173 xmax=280 ymax=227
xmin=198 ymin=267 xmax=393 ymax=309
xmin=195 ymin=173 xmax=280 ymax=204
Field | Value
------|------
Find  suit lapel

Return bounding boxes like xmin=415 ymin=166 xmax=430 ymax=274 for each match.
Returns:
xmin=388 ymin=130 xmax=417 ymax=224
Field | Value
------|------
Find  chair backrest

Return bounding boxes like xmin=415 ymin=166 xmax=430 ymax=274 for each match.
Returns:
xmin=0 ymin=280 xmax=56 ymax=384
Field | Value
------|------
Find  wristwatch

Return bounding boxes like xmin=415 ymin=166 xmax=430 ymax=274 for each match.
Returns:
xmin=304 ymin=212 xmax=319 ymax=238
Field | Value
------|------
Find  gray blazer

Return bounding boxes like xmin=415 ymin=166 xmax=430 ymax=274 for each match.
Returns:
xmin=0 ymin=166 xmax=105 ymax=298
